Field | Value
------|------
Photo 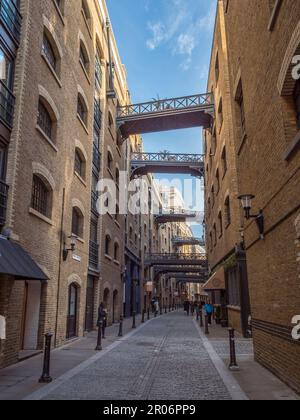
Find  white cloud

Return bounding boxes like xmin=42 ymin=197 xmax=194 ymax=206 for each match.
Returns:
xmin=146 ymin=0 xmax=216 ymax=71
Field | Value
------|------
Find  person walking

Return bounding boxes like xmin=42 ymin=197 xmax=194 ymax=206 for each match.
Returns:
xmin=97 ymin=303 xmax=107 ymax=339
xmin=154 ymin=299 xmax=159 ymax=316
xmin=205 ymin=301 xmax=214 ymax=325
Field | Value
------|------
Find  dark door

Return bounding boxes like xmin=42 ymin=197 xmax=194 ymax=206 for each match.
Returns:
xmin=85 ymin=276 xmax=95 ymax=332
xmin=67 ymin=284 xmax=78 ymax=339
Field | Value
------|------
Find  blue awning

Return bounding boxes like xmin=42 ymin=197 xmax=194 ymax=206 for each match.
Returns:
xmin=0 ymin=237 xmax=48 ymax=281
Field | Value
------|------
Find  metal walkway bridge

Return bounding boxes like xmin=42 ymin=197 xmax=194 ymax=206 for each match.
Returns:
xmin=117 ymin=93 xmax=214 ymax=137
xmin=154 ymin=266 xmax=207 ymax=275
xmin=130 ymin=152 xmax=205 ymax=179
xmin=168 ymin=273 xmax=208 ymax=283
xmin=154 ymin=211 xmax=202 ymax=224
xmin=145 ymin=253 xmax=207 ymax=267
xmin=172 ymin=236 xmax=205 ymax=247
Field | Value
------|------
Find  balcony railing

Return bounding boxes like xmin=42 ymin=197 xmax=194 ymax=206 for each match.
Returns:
xmin=91 ymin=190 xmax=98 ymax=215
xmin=0 ymin=180 xmax=9 ymax=226
xmin=0 ymin=0 xmax=22 ymax=43
xmin=89 ymin=240 xmax=99 ymax=270
xmin=93 ymin=143 xmax=101 ymax=171
xmin=118 ymin=93 xmax=213 ymax=118
xmin=0 ymin=81 xmax=15 ymax=128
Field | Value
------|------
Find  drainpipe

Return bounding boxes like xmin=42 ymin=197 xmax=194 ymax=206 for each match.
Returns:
xmin=106 ymin=19 xmax=116 ymax=99
xmin=54 ymin=188 xmax=66 ymax=347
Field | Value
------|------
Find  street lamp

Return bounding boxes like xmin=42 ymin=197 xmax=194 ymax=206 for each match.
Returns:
xmin=238 ymin=195 xmax=265 ymax=240
xmin=132 ymin=266 xmax=139 ymax=329
xmin=63 ymin=234 xmax=77 ymax=261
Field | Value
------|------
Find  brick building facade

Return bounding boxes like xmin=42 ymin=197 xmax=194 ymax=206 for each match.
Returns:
xmin=207 ymin=0 xmax=300 ymax=393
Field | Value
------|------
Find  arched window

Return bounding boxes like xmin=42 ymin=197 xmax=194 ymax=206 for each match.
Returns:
xmin=37 ymin=100 xmax=54 ymax=140
xmin=77 ymin=94 xmax=88 ymax=126
xmin=114 ymin=242 xmax=119 ymax=261
xmin=224 ymin=196 xmax=231 ymax=227
xmin=95 ymin=47 xmax=103 ymax=89
xmin=294 ymin=79 xmax=300 ymax=129
xmin=79 ymin=41 xmax=90 ymax=74
xmin=116 ymin=167 xmax=120 ymax=188
xmin=72 ymin=207 xmax=84 ymax=238
xmin=31 ymin=175 xmax=52 ymax=218
xmin=108 ymin=112 xmax=114 ymax=129
xmin=221 ymin=147 xmax=227 ymax=176
xmin=218 ymin=211 xmax=223 ymax=238
xmin=107 ymin=151 xmax=113 ymax=171
xmin=42 ymin=33 xmax=57 ymax=72
xmin=74 ymin=148 xmax=86 ymax=179
xmin=216 ymin=169 xmax=220 ymax=194
xmin=105 ymin=234 xmax=111 ymax=255
xmin=218 ymin=98 xmax=223 ymax=131
xmin=82 ymin=0 xmax=92 ymax=31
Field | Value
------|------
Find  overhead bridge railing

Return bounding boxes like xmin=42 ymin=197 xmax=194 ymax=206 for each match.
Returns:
xmin=145 ymin=253 xmax=208 ymax=267
xmin=118 ymin=93 xmax=214 ymax=118
xmin=172 ymin=237 xmax=206 ymax=247
xmin=131 ymin=152 xmax=204 ymax=163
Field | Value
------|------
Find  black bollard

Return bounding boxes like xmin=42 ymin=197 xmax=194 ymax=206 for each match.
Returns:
xmin=118 ymin=316 xmax=123 ymax=337
xmin=228 ymin=328 xmax=240 ymax=371
xmin=205 ymin=315 xmax=209 ymax=335
xmin=147 ymin=307 xmax=150 ymax=320
xmin=197 ymin=311 xmax=199 ymax=321
xmin=160 ymin=305 xmax=163 ymax=316
xmin=39 ymin=333 xmax=53 ymax=383
xmin=200 ymin=310 xmax=204 ymax=328
xmin=132 ymin=311 xmax=136 ymax=329
xmin=165 ymin=306 xmax=167 ymax=314
xmin=95 ymin=321 xmax=103 ymax=350
xmin=142 ymin=310 xmax=145 ymax=324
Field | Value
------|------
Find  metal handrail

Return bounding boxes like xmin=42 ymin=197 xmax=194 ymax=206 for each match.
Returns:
xmin=146 ymin=253 xmax=207 ymax=261
xmin=118 ymin=93 xmax=213 ymax=118
xmin=131 ymin=152 xmax=204 ymax=163
xmin=0 ymin=0 xmax=22 ymax=42
xmin=172 ymin=236 xmax=205 ymax=245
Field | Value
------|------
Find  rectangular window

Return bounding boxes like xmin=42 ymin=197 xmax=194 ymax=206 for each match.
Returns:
xmin=227 ymin=267 xmax=241 ymax=307
xmin=42 ymin=35 xmax=56 ymax=71
xmin=37 ymin=101 xmax=52 ymax=139
xmin=31 ymin=176 xmax=48 ymax=216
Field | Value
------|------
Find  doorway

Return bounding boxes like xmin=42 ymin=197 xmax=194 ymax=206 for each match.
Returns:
xmin=67 ymin=283 xmax=78 ymax=339
xmin=20 ymin=281 xmax=41 ymax=350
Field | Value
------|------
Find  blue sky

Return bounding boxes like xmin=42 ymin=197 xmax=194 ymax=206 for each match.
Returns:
xmin=106 ymin=0 xmax=217 ymax=236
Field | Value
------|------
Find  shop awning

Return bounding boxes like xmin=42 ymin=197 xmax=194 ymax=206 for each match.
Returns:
xmin=0 ymin=237 xmax=48 ymax=281
xmin=203 ymin=267 xmax=226 ymax=291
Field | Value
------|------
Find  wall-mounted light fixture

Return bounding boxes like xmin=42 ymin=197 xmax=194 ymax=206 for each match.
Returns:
xmin=238 ymin=195 xmax=264 ymax=240
xmin=63 ymin=234 xmax=77 ymax=261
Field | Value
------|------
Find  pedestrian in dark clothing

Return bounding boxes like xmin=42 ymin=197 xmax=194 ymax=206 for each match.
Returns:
xmin=97 ymin=303 xmax=107 ymax=339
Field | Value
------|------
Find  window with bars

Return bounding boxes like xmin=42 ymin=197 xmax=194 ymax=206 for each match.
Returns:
xmin=114 ymin=242 xmax=119 ymax=261
xmin=105 ymin=235 xmax=111 ymax=255
xmin=293 ymin=80 xmax=300 ymax=130
xmin=72 ymin=207 xmax=83 ymax=238
xmin=79 ymin=43 xmax=89 ymax=73
xmin=37 ymin=101 xmax=52 ymax=139
xmin=215 ymin=53 xmax=220 ymax=84
xmin=218 ymin=98 xmax=223 ymax=131
xmin=224 ymin=196 xmax=231 ymax=227
xmin=42 ymin=34 xmax=56 ymax=71
xmin=74 ymin=149 xmax=84 ymax=178
xmin=95 ymin=53 xmax=103 ymax=89
xmin=216 ymin=169 xmax=220 ymax=195
xmin=221 ymin=147 xmax=227 ymax=176
xmin=77 ymin=95 xmax=87 ymax=125
xmin=31 ymin=175 xmax=50 ymax=217
xmin=218 ymin=211 xmax=223 ymax=238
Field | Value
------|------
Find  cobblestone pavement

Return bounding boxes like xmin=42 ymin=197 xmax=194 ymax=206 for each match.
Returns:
xmin=30 ymin=312 xmax=241 ymax=401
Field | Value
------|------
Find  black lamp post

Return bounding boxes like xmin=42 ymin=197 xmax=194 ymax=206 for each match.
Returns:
xmin=132 ymin=266 xmax=139 ymax=329
xmin=238 ymin=195 xmax=265 ymax=240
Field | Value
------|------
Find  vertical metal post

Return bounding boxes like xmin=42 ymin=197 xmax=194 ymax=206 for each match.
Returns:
xmin=39 ymin=333 xmax=53 ymax=383
xmin=200 ymin=309 xmax=204 ymax=328
xmin=228 ymin=328 xmax=239 ymax=371
xmin=205 ymin=315 xmax=209 ymax=335
xmin=147 ymin=307 xmax=150 ymax=320
xmin=95 ymin=322 xmax=103 ymax=350
xmin=165 ymin=305 xmax=167 ymax=314
xmin=118 ymin=316 xmax=123 ymax=337
xmin=142 ymin=309 xmax=145 ymax=324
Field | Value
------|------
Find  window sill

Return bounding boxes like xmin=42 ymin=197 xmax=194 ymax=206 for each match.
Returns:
xmin=41 ymin=53 xmax=62 ymax=88
xmin=29 ymin=208 xmax=53 ymax=226
xmin=113 ymin=260 xmax=120 ymax=266
xmin=105 ymin=254 xmax=112 ymax=261
xmin=36 ymin=125 xmax=58 ymax=152
xmin=107 ymin=168 xmax=114 ymax=179
xmin=76 ymin=237 xmax=85 ymax=245
xmin=74 ymin=171 xmax=87 ymax=187
xmin=116 ymin=146 xmax=121 ymax=158
xmin=225 ymin=222 xmax=231 ymax=230
xmin=115 ymin=220 xmax=121 ymax=229
xmin=52 ymin=0 xmax=65 ymax=25
xmin=77 ymin=115 xmax=89 ymax=135
xmin=283 ymin=131 xmax=300 ymax=161
xmin=227 ymin=305 xmax=241 ymax=312
xmin=79 ymin=60 xmax=91 ymax=85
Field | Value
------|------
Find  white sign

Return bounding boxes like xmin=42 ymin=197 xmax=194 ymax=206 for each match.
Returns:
xmin=292 ymin=315 xmax=300 ymax=340
xmin=0 ymin=315 xmax=6 ymax=340
xmin=72 ymin=255 xmax=81 ymax=263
